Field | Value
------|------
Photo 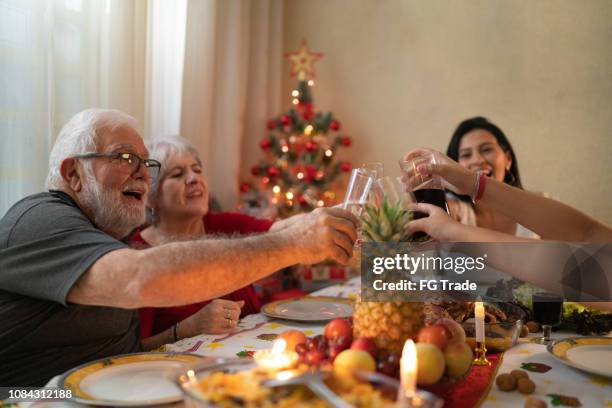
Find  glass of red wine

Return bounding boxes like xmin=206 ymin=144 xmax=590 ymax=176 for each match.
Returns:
xmin=532 ymin=292 xmax=564 ymax=344
xmin=398 ymin=153 xmax=449 ymax=240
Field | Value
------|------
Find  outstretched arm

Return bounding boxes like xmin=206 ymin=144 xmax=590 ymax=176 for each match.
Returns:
xmin=405 ymin=203 xmax=612 ymax=312
xmin=402 ymin=148 xmax=612 ymax=242
xmin=67 ymin=207 xmax=358 ymax=308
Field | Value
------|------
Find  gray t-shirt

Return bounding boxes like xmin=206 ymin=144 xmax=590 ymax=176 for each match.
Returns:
xmin=0 ymin=191 xmax=141 ymax=387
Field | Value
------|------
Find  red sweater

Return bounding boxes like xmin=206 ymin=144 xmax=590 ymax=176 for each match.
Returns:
xmin=130 ymin=212 xmax=273 ymax=338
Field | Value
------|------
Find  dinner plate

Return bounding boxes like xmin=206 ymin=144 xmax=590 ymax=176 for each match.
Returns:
xmin=261 ymin=296 xmax=353 ymax=322
xmin=59 ymin=352 xmax=202 ymax=406
xmin=547 ymin=337 xmax=612 ymax=378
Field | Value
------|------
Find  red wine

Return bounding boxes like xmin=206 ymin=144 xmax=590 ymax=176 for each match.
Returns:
xmin=413 ymin=188 xmax=449 ymax=214
xmin=533 ymin=293 xmax=563 ymax=326
xmin=411 ymin=188 xmax=449 ymax=240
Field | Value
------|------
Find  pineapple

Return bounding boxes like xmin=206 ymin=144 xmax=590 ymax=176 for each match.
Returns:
xmin=353 ymin=300 xmax=424 ymax=354
xmin=361 ymin=198 xmax=412 ymax=242
xmin=352 ymin=193 xmax=425 ymax=354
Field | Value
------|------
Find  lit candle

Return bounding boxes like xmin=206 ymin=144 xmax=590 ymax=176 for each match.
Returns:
xmin=253 ymin=339 xmax=297 ymax=371
xmin=400 ymin=339 xmax=417 ymax=400
xmin=475 ymin=298 xmax=485 ymax=343
xmin=472 ymin=297 xmax=490 ymax=366
xmin=186 ymin=369 xmax=198 ymax=387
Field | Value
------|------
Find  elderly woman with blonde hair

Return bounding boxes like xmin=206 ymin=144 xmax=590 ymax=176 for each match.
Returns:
xmin=131 ymin=136 xmax=274 ymax=350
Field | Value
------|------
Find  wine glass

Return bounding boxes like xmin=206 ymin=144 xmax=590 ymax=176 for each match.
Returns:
xmin=361 ymin=162 xmax=384 ymax=180
xmin=342 ymin=168 xmax=375 ymax=252
xmin=532 ymin=292 xmax=564 ymax=344
xmin=398 ymin=153 xmax=449 ymax=240
xmin=342 ymin=168 xmax=375 ymax=217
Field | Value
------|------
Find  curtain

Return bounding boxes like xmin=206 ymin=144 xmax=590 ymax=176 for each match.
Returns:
xmin=179 ymin=0 xmax=283 ymax=210
xmin=0 ymin=0 xmax=283 ymax=216
xmin=0 ymin=0 xmax=147 ymax=216
xmin=144 ymin=0 xmax=187 ymax=139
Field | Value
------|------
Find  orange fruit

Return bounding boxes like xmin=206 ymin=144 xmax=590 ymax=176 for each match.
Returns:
xmin=278 ymin=330 xmax=307 ymax=352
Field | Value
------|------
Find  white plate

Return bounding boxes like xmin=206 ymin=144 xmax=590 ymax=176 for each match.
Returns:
xmin=59 ymin=352 xmax=202 ymax=406
xmin=261 ymin=296 xmax=353 ymax=322
xmin=547 ymin=337 xmax=612 ymax=378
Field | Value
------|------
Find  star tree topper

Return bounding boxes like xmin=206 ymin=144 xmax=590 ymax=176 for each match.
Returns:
xmin=285 ymin=40 xmax=324 ymax=80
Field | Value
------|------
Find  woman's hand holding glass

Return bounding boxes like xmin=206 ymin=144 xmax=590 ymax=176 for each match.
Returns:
xmin=404 ymin=202 xmax=460 ymax=242
xmin=401 ymin=148 xmax=477 ymax=197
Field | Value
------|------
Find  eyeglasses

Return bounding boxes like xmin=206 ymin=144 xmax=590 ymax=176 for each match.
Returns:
xmin=73 ymin=152 xmax=161 ymax=179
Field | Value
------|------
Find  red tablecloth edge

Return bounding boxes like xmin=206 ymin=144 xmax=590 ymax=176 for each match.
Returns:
xmin=422 ymin=352 xmax=504 ymax=408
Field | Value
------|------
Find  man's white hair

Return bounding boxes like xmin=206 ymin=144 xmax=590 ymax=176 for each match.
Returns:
xmin=45 ymin=109 xmax=138 ymax=189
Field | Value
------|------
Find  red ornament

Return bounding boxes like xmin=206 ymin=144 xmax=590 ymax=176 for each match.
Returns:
xmin=340 ymin=162 xmax=352 ymax=172
xmin=304 ymin=165 xmax=317 ymax=182
xmin=280 ymin=115 xmax=292 ymax=126
xmin=298 ymin=195 xmax=308 ymax=207
xmin=267 ymin=166 xmax=281 ymax=178
xmin=240 ymin=183 xmax=250 ymax=193
xmin=341 ymin=136 xmax=352 ymax=147
xmin=298 ymin=102 xmax=314 ymax=121
xmin=259 ymin=138 xmax=271 ymax=151
xmin=250 ymin=165 xmax=261 ymax=176
xmin=330 ymin=120 xmax=341 ymax=131
xmin=305 ymin=141 xmax=318 ymax=152
xmin=266 ymin=119 xmax=277 ymax=130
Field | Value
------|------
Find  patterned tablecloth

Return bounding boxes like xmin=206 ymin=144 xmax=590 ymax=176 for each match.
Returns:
xmin=164 ymin=278 xmax=361 ymax=358
xmin=13 ymin=277 xmax=612 ymax=407
xmin=166 ymin=277 xmax=611 ymax=407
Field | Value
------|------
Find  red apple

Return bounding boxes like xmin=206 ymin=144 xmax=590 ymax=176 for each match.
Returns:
xmin=332 ymin=335 xmax=352 ymax=351
xmin=417 ymin=325 xmax=450 ymax=350
xmin=435 ymin=318 xmax=466 ymax=343
xmin=350 ymin=337 xmax=378 ymax=359
xmin=305 ymin=349 xmax=325 ymax=366
xmin=328 ymin=344 xmax=346 ymax=362
xmin=324 ymin=318 xmax=352 ymax=341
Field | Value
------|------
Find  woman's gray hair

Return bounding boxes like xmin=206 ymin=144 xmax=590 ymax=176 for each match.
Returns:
xmin=45 ymin=109 xmax=138 ymax=189
xmin=147 ymin=135 xmax=201 ymax=203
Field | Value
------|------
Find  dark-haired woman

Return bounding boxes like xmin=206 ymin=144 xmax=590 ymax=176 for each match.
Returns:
xmin=446 ymin=116 xmax=538 ymax=238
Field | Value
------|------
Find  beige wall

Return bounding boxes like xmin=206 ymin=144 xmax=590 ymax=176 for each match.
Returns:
xmin=251 ymin=0 xmax=611 ymax=223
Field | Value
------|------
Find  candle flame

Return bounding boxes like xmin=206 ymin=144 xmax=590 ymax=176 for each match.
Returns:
xmin=275 ymin=370 xmax=295 ymax=381
xmin=187 ymin=369 xmax=197 ymax=386
xmin=272 ymin=339 xmax=287 ymax=354
xmin=400 ymin=339 xmax=417 ymax=397
xmin=475 ymin=296 xmax=484 ymax=316
xmin=400 ymin=339 xmax=417 ymax=375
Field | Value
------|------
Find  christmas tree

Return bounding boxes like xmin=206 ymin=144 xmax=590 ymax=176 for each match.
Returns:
xmin=240 ymin=40 xmax=353 ymax=218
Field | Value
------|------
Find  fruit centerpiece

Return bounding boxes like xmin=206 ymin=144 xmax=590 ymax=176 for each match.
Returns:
xmin=352 ymin=178 xmax=426 ymax=355
xmin=346 ymin=177 xmax=474 ymax=388
xmin=286 ymin=316 xmax=472 ymax=387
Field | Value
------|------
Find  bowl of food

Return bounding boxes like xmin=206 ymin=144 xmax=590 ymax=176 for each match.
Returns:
xmin=175 ymin=357 xmax=434 ymax=407
xmin=461 ymin=301 xmax=526 ymax=352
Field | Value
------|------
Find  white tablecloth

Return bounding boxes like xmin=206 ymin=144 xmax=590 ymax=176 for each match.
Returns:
xmin=13 ymin=277 xmax=612 ymax=407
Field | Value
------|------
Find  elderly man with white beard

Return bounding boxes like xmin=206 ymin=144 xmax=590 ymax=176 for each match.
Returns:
xmin=0 ymin=109 xmax=358 ymax=387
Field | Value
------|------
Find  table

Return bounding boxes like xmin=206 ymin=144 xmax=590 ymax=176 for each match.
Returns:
xmin=165 ymin=277 xmax=610 ymax=407
xmin=17 ymin=278 xmax=612 ymax=407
